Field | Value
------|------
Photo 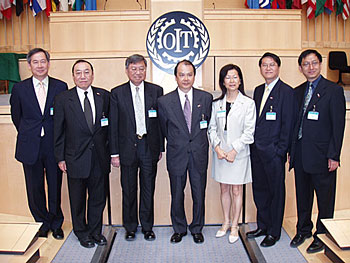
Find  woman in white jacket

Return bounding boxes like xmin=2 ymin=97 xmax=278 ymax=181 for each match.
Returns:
xmin=208 ymin=64 xmax=256 ymax=243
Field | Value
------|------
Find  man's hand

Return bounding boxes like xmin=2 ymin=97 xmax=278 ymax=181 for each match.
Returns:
xmin=111 ymin=156 xmax=120 ymax=167
xmin=215 ymin=145 xmax=227 ymax=160
xmin=58 ymin=161 xmax=67 ymax=172
xmin=226 ymin=149 xmax=237 ymax=163
xmin=328 ymin=159 xmax=339 ymax=172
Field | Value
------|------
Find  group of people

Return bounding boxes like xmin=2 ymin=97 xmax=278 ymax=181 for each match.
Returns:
xmin=10 ymin=48 xmax=345 ymax=254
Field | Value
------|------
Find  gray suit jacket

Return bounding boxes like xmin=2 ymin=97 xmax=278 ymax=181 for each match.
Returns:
xmin=158 ymin=88 xmax=213 ymax=175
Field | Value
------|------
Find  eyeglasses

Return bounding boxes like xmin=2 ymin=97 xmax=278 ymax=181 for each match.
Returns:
xmin=301 ymin=61 xmax=319 ymax=68
xmin=261 ymin=63 xmax=277 ymax=68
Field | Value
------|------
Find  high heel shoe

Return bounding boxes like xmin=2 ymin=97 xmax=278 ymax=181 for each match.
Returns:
xmin=216 ymin=223 xmax=231 ymax=238
xmin=229 ymin=225 xmax=239 ymax=244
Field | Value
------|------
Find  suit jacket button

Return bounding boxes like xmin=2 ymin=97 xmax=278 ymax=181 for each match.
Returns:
xmin=134 ymin=144 xmax=137 ymax=147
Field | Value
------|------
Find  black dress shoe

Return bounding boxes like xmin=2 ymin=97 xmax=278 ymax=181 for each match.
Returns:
xmin=290 ymin=233 xmax=312 ymax=247
xmin=170 ymin=232 xmax=187 ymax=243
xmin=79 ymin=236 xmax=95 ymax=248
xmin=260 ymin=235 xmax=279 ymax=247
xmin=125 ymin=231 xmax=136 ymax=241
xmin=246 ymin=228 xmax=267 ymax=238
xmin=142 ymin=230 xmax=156 ymax=241
xmin=52 ymin=228 xmax=64 ymax=240
xmin=307 ymin=238 xmax=325 ymax=253
xmin=92 ymin=234 xmax=107 ymax=246
xmin=192 ymin=233 xmax=204 ymax=244
xmin=38 ymin=229 xmax=49 ymax=238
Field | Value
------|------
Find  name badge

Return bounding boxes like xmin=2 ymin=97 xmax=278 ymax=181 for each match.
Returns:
xmin=50 ymin=107 xmax=54 ymax=116
xmin=200 ymin=120 xmax=208 ymax=129
xmin=148 ymin=109 xmax=157 ymax=118
xmin=217 ymin=110 xmax=226 ymax=118
xmin=307 ymin=111 xmax=319 ymax=120
xmin=266 ymin=112 xmax=276 ymax=121
xmin=101 ymin=117 xmax=109 ymax=127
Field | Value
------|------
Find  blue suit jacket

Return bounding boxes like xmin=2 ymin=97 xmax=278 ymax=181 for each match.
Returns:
xmin=289 ymin=76 xmax=346 ymax=173
xmin=158 ymin=88 xmax=213 ymax=175
xmin=251 ymin=79 xmax=295 ymax=163
xmin=10 ymin=76 xmax=68 ymax=165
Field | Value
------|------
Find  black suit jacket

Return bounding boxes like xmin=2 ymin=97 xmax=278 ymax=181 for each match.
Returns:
xmin=251 ymin=79 xmax=295 ymax=163
xmin=54 ymin=87 xmax=111 ymax=178
xmin=158 ymin=88 xmax=213 ymax=175
xmin=10 ymin=76 xmax=68 ymax=165
xmin=290 ymin=76 xmax=346 ymax=173
xmin=110 ymin=81 xmax=164 ymax=165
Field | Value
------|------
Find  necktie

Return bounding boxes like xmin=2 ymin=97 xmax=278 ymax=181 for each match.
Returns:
xmin=84 ymin=91 xmax=94 ymax=133
xmin=37 ymin=82 xmax=46 ymax=136
xmin=298 ymin=82 xmax=313 ymax=139
xmin=135 ymin=86 xmax=146 ymax=136
xmin=183 ymin=94 xmax=191 ymax=133
xmin=37 ymin=82 xmax=46 ymax=115
xmin=259 ymin=85 xmax=269 ymax=116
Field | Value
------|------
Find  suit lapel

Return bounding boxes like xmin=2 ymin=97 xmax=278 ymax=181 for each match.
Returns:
xmin=171 ymin=89 xmax=190 ymax=135
xmin=144 ymin=82 xmax=153 ymax=130
xmin=123 ymin=83 xmax=136 ymax=131
xmin=93 ymin=87 xmax=103 ymax=132
xmin=191 ymin=88 xmax=203 ymax=137
xmin=255 ymin=84 xmax=264 ymax=123
xmin=44 ymin=77 xmax=55 ymax=117
xmin=69 ymin=87 xmax=90 ymax=131
xmin=306 ymin=77 xmax=326 ymax=112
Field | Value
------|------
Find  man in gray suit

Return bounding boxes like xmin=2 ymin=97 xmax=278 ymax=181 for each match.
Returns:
xmin=158 ymin=60 xmax=213 ymax=244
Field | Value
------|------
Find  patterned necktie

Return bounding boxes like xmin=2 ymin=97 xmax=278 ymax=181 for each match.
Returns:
xmin=37 ymin=81 xmax=46 ymax=115
xmin=183 ymin=94 xmax=191 ymax=133
xmin=135 ymin=86 xmax=146 ymax=136
xmin=298 ymin=82 xmax=313 ymax=139
xmin=84 ymin=91 xmax=94 ymax=133
xmin=259 ymin=85 xmax=270 ymax=116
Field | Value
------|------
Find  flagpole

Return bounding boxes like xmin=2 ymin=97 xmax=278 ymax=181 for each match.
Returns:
xmin=19 ymin=13 xmax=22 ymax=48
xmin=11 ymin=14 xmax=14 ymax=48
xmin=4 ymin=19 xmax=7 ymax=47
xmin=26 ymin=3 xmax=29 ymax=48
xmin=41 ymin=12 xmax=44 ymax=46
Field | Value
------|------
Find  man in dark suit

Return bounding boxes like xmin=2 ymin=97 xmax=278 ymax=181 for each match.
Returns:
xmin=289 ymin=49 xmax=346 ymax=253
xmin=247 ymin=52 xmax=295 ymax=247
xmin=54 ymin=60 xmax=110 ymax=248
xmin=10 ymin=48 xmax=67 ymax=239
xmin=158 ymin=60 xmax=212 ymax=244
xmin=110 ymin=54 xmax=164 ymax=241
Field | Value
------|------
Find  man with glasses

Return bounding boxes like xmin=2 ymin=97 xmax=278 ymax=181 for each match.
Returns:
xmin=247 ymin=52 xmax=295 ymax=247
xmin=110 ymin=54 xmax=164 ymax=241
xmin=289 ymin=49 xmax=346 ymax=253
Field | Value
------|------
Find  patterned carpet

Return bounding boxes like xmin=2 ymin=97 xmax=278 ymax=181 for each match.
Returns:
xmin=52 ymin=224 xmax=306 ymax=263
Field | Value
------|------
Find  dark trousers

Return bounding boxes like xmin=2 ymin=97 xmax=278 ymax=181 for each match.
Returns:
xmin=251 ymin=149 xmax=286 ymax=238
xmin=169 ymin=153 xmax=207 ymax=234
xmin=294 ymin=140 xmax=336 ymax=237
xmin=120 ymin=137 xmax=157 ymax=232
xmin=23 ymin=136 xmax=63 ymax=231
xmin=67 ymin=148 xmax=106 ymax=240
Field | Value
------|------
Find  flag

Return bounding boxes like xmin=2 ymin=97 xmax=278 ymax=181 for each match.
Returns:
xmin=14 ymin=0 xmax=24 ymax=16
xmin=325 ymin=0 xmax=334 ymax=14
xmin=307 ymin=0 xmax=316 ymax=18
xmin=259 ymin=0 xmax=270 ymax=8
xmin=336 ymin=0 xmax=343 ymax=15
xmin=31 ymin=0 xmax=46 ymax=16
xmin=342 ymin=0 xmax=349 ymax=19
xmin=59 ymin=0 xmax=68 ymax=11
xmin=0 ymin=0 xmax=12 ymax=19
xmin=45 ymin=0 xmax=51 ymax=16
xmin=316 ymin=0 xmax=327 ymax=16
xmin=51 ymin=0 xmax=56 ymax=11
xmin=246 ymin=0 xmax=260 ymax=9
xmin=85 ymin=0 xmax=95 ymax=10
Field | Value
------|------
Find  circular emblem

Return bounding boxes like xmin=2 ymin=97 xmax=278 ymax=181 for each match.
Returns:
xmin=146 ymin=11 xmax=210 ymax=75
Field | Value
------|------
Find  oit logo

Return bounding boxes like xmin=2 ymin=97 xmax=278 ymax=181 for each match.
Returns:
xmin=146 ymin=11 xmax=210 ymax=75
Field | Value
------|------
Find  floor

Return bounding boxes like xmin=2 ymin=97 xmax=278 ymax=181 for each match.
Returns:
xmin=2 ymin=210 xmax=349 ymax=262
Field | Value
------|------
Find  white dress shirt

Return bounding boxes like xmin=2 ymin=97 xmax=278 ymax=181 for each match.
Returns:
xmin=177 ymin=87 xmax=193 ymax=112
xmin=76 ymin=86 xmax=96 ymax=124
